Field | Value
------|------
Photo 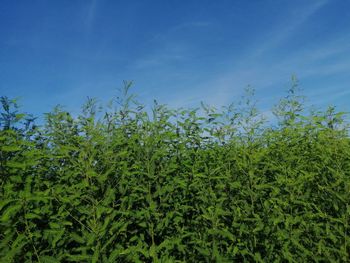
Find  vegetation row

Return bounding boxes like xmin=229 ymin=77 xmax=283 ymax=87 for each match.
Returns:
xmin=1 ymin=79 xmax=349 ymax=262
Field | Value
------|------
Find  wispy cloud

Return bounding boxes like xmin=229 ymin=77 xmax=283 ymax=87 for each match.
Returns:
xmin=200 ymin=36 xmax=350 ymax=107
xmin=75 ymin=0 xmax=348 ymax=111
xmin=150 ymin=20 xmax=212 ymax=43
xmin=189 ymin=0 xmax=350 ymax=107
xmin=172 ymin=21 xmax=212 ymax=31
xmin=251 ymin=0 xmax=329 ymax=58
xmin=84 ymin=0 xmax=98 ymax=32
xmin=127 ymin=0 xmax=340 ymax=110
xmin=132 ymin=44 xmax=190 ymax=69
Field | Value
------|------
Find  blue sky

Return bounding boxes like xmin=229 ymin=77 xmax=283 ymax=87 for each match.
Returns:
xmin=1 ymin=0 xmax=350 ymax=119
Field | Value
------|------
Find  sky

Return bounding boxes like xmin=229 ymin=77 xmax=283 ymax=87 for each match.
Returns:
xmin=0 ymin=0 xmax=350 ymax=119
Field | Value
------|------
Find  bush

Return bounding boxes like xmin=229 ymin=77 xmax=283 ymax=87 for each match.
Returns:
xmin=1 ymin=80 xmax=349 ymax=262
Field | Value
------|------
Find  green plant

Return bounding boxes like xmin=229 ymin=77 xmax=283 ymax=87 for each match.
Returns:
xmin=1 ymin=79 xmax=349 ymax=262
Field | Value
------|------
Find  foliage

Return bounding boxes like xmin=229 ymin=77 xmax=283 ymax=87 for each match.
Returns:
xmin=0 ymin=79 xmax=349 ymax=262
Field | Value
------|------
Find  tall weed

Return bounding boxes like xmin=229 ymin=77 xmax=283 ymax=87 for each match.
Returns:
xmin=0 ymin=80 xmax=349 ymax=262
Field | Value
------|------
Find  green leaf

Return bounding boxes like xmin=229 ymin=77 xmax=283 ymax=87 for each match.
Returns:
xmin=0 ymin=204 xmax=22 ymax=222
xmin=1 ymin=145 xmax=21 ymax=152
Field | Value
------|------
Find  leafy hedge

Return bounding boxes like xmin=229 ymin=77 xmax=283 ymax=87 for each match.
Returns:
xmin=1 ymin=80 xmax=349 ymax=262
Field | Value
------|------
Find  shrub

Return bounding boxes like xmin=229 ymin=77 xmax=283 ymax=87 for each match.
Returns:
xmin=1 ymin=80 xmax=349 ymax=262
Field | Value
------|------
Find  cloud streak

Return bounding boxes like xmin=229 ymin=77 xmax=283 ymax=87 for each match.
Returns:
xmin=84 ymin=0 xmax=98 ymax=33
xmin=123 ymin=0 xmax=348 ymax=112
xmin=251 ymin=0 xmax=329 ymax=58
xmin=190 ymin=0 xmax=350 ymax=108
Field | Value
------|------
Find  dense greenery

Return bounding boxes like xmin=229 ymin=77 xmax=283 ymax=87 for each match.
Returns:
xmin=1 ymin=80 xmax=349 ymax=262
